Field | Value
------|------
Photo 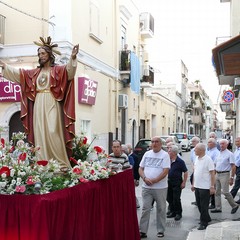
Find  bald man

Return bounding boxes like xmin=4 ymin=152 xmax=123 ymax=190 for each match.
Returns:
xmin=191 ymin=143 xmax=215 ymax=230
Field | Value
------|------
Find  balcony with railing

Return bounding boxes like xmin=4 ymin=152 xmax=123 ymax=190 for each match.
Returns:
xmin=192 ymin=114 xmax=205 ymax=125
xmin=0 ymin=14 xmax=6 ymax=45
xmin=141 ymin=66 xmax=154 ymax=85
xmin=119 ymin=50 xmax=154 ymax=88
xmin=119 ymin=50 xmax=130 ymax=72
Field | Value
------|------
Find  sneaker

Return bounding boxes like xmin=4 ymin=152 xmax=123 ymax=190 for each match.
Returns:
xmin=231 ymin=206 xmax=239 ymax=214
xmin=167 ymin=212 xmax=176 ymax=218
xmin=174 ymin=214 xmax=182 ymax=221
xmin=235 ymin=199 xmax=240 ymax=204
xmin=140 ymin=232 xmax=147 ymax=238
xmin=208 ymin=204 xmax=215 ymax=209
xmin=197 ymin=225 xmax=207 ymax=230
xmin=211 ymin=209 xmax=222 ymax=213
xmin=157 ymin=232 xmax=164 ymax=238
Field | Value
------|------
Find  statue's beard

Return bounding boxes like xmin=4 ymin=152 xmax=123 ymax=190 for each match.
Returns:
xmin=39 ymin=57 xmax=50 ymax=66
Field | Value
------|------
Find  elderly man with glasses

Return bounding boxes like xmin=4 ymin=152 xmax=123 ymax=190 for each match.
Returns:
xmin=138 ymin=136 xmax=170 ymax=238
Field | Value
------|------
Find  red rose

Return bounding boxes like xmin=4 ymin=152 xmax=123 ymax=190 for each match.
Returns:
xmin=70 ymin=157 xmax=78 ymax=165
xmin=94 ymin=146 xmax=103 ymax=154
xmin=26 ymin=176 xmax=35 ymax=185
xmin=82 ymin=137 xmax=88 ymax=145
xmin=0 ymin=138 xmax=5 ymax=147
xmin=73 ymin=167 xmax=82 ymax=175
xmin=0 ymin=166 xmax=10 ymax=177
xmin=90 ymin=169 xmax=95 ymax=175
xmin=79 ymin=177 xmax=89 ymax=183
xmin=18 ymin=152 xmax=27 ymax=161
xmin=36 ymin=160 xmax=48 ymax=166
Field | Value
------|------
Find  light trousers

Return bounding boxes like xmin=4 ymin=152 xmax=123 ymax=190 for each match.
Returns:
xmin=139 ymin=187 xmax=167 ymax=234
xmin=215 ymin=172 xmax=238 ymax=209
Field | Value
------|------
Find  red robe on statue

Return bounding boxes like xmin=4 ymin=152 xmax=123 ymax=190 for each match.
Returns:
xmin=19 ymin=65 xmax=75 ymax=158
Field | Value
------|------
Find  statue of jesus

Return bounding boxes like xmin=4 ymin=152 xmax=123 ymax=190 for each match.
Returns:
xmin=0 ymin=36 xmax=79 ymax=169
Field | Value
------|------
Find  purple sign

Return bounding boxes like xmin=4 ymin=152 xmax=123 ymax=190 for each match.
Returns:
xmin=0 ymin=76 xmax=21 ymax=102
xmin=78 ymin=77 xmax=98 ymax=105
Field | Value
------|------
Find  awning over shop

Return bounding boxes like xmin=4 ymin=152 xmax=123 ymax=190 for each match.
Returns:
xmin=212 ymin=34 xmax=240 ymax=86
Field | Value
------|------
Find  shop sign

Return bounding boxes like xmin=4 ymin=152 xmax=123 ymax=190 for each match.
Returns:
xmin=78 ymin=77 xmax=98 ymax=105
xmin=0 ymin=77 xmax=21 ymax=102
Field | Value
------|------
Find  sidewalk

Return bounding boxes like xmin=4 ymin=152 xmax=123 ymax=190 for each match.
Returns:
xmin=187 ymin=221 xmax=240 ymax=240
xmin=187 ymin=227 xmax=205 ymax=240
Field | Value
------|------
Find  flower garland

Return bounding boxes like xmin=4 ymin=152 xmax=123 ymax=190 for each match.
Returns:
xmin=0 ymin=132 xmax=115 ymax=195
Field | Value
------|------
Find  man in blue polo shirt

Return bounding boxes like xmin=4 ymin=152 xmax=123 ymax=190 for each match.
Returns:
xmin=167 ymin=145 xmax=188 ymax=221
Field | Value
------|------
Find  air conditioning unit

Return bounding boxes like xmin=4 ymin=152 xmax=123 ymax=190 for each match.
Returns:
xmin=139 ymin=12 xmax=154 ymax=38
xmin=119 ymin=94 xmax=128 ymax=108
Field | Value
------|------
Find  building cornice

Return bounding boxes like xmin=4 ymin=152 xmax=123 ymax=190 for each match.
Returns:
xmin=0 ymin=41 xmax=119 ymax=79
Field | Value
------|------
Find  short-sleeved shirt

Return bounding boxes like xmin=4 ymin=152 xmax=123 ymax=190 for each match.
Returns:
xmin=168 ymin=156 xmax=188 ymax=181
xmin=234 ymin=148 xmax=240 ymax=167
xmin=214 ymin=149 xmax=235 ymax=172
xmin=190 ymin=148 xmax=197 ymax=164
xmin=194 ymin=155 xmax=215 ymax=189
xmin=207 ymin=147 xmax=220 ymax=163
xmin=140 ymin=149 xmax=170 ymax=189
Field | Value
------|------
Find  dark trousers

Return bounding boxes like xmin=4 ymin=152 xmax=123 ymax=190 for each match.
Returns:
xmin=230 ymin=168 xmax=240 ymax=198
xmin=167 ymin=179 xmax=183 ymax=215
xmin=195 ymin=188 xmax=211 ymax=227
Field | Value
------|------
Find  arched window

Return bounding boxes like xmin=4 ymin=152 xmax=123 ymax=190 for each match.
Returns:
xmin=9 ymin=111 xmax=24 ymax=140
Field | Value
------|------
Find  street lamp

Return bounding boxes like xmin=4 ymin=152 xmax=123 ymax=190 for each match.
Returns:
xmin=220 ymin=102 xmax=231 ymax=112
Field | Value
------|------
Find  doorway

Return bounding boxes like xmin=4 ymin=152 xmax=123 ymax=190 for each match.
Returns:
xmin=9 ymin=111 xmax=24 ymax=140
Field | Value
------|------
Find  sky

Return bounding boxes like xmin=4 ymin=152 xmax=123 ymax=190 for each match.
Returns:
xmin=137 ymin=0 xmax=230 ymax=104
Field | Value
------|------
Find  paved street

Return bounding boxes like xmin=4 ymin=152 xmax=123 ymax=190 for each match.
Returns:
xmin=136 ymin=150 xmax=240 ymax=240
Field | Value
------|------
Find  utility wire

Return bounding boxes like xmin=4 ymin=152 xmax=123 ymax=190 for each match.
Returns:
xmin=0 ymin=0 xmax=55 ymax=27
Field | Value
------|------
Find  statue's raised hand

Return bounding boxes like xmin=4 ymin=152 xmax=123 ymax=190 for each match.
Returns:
xmin=71 ymin=44 xmax=79 ymax=60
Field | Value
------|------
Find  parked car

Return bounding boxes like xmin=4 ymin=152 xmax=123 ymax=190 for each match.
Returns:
xmin=134 ymin=138 xmax=168 ymax=161
xmin=160 ymin=135 xmax=182 ymax=155
xmin=170 ymin=132 xmax=191 ymax=151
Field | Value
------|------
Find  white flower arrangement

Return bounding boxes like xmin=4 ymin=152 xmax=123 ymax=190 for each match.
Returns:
xmin=0 ymin=132 xmax=116 ymax=195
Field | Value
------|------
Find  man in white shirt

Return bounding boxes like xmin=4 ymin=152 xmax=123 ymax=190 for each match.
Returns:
xmin=230 ymin=137 xmax=240 ymax=203
xmin=190 ymin=136 xmax=200 ymax=205
xmin=139 ymin=136 xmax=170 ymax=238
xmin=191 ymin=143 xmax=215 ymax=230
xmin=211 ymin=139 xmax=239 ymax=214
xmin=206 ymin=138 xmax=220 ymax=209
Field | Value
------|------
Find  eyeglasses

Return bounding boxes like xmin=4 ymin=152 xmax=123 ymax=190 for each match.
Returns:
xmin=151 ymin=140 xmax=160 ymax=143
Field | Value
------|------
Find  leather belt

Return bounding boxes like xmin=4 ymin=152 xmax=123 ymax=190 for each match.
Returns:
xmin=36 ymin=90 xmax=50 ymax=93
xmin=216 ymin=171 xmax=230 ymax=174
